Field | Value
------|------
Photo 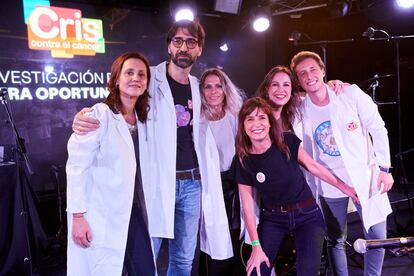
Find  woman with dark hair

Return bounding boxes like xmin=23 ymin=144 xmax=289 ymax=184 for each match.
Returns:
xmin=66 ymin=52 xmax=155 ymax=276
xmin=234 ymin=97 xmax=358 ymax=276
xmin=255 ymin=65 xmax=344 ymax=132
xmin=197 ymin=68 xmax=245 ymax=275
xmin=255 ymin=66 xmax=302 ymax=132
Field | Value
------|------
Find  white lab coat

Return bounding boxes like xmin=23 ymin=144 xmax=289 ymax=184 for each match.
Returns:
xmin=143 ymin=62 xmax=232 ymax=259
xmin=66 ymin=103 xmax=153 ymax=275
xmin=294 ymin=84 xmax=392 ymax=231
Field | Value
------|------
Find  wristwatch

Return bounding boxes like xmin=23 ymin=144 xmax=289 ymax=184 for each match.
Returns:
xmin=379 ymin=166 xmax=391 ymax=173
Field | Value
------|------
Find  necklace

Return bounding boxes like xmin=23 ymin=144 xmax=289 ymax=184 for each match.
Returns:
xmin=126 ymin=122 xmax=137 ymax=134
xmin=124 ymin=110 xmax=137 ymax=134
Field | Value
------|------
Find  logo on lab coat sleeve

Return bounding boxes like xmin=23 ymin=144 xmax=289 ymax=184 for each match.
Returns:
xmin=346 ymin=121 xmax=359 ymax=131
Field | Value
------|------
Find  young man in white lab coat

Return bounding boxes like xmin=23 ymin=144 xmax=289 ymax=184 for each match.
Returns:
xmin=291 ymin=51 xmax=394 ymax=276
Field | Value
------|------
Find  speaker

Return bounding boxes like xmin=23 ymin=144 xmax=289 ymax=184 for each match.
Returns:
xmin=214 ymin=0 xmax=242 ymax=15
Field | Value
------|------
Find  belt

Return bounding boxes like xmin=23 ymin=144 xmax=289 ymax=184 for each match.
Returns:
xmin=176 ymin=168 xmax=201 ymax=180
xmin=263 ymin=197 xmax=316 ymax=213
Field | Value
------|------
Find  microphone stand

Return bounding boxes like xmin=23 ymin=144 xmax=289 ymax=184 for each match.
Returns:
xmin=365 ymin=78 xmax=396 ymax=106
xmin=0 ymin=88 xmax=33 ymax=275
xmin=294 ymin=38 xmax=354 ymax=82
xmin=368 ymin=34 xmax=414 ymax=155
xmin=0 ymin=88 xmax=33 ymax=175
xmin=367 ymin=33 xmax=414 ymax=234
xmin=51 ymin=165 xmax=65 ymax=239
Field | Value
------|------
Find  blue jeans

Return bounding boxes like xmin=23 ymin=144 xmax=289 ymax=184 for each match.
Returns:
xmin=319 ymin=196 xmax=386 ymax=276
xmin=153 ymin=179 xmax=201 ymax=276
xmin=253 ymin=203 xmax=325 ymax=276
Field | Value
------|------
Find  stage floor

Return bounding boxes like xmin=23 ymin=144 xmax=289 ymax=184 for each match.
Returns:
xmin=34 ymin=186 xmax=414 ymax=275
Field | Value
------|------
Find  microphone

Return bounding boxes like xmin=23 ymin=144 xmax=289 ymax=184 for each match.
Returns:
xmin=362 ymin=27 xmax=376 ymax=38
xmin=353 ymin=237 xmax=414 ymax=254
xmin=373 ymin=80 xmax=379 ymax=89
xmin=371 ymin=74 xmax=379 ymax=89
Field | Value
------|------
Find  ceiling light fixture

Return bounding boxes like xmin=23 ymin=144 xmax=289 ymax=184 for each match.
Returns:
xmin=251 ymin=7 xmax=271 ymax=32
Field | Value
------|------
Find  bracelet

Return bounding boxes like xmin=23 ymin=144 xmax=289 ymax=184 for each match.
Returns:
xmin=72 ymin=212 xmax=85 ymax=218
xmin=251 ymin=240 xmax=260 ymax=246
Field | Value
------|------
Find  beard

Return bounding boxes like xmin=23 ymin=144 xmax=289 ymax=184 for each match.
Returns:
xmin=171 ymin=52 xmax=196 ymax=69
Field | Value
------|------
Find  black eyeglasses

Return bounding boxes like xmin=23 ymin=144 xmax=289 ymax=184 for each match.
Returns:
xmin=171 ymin=37 xmax=199 ymax=49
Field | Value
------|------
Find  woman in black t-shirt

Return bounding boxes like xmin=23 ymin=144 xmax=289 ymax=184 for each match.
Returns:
xmin=235 ymin=97 xmax=358 ymax=276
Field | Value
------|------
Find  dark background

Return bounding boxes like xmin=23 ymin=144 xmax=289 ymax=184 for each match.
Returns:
xmin=1 ymin=0 xmax=414 ymax=233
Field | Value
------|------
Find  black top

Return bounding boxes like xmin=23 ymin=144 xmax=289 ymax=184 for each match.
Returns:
xmin=234 ymin=133 xmax=313 ymax=206
xmin=131 ymin=129 xmax=143 ymax=204
xmin=167 ymin=71 xmax=198 ymax=170
xmin=131 ymin=128 xmax=149 ymax=226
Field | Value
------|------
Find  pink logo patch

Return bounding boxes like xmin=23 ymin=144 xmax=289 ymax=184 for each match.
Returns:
xmin=347 ymin=121 xmax=359 ymax=131
xmin=188 ymin=99 xmax=193 ymax=109
xmin=175 ymin=105 xmax=191 ymax=127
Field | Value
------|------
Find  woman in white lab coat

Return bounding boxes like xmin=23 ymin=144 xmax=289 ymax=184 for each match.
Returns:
xmin=66 ymin=52 xmax=155 ymax=276
xmin=197 ymin=68 xmax=245 ymax=275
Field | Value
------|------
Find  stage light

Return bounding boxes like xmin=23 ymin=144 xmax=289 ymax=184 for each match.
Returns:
xmin=170 ymin=1 xmax=196 ymax=22
xmin=253 ymin=17 xmax=270 ymax=32
xmin=219 ymin=43 xmax=228 ymax=52
xmin=251 ymin=7 xmax=271 ymax=32
xmin=44 ymin=65 xmax=54 ymax=73
xmin=396 ymin=0 xmax=414 ymax=9
xmin=175 ymin=8 xmax=194 ymax=21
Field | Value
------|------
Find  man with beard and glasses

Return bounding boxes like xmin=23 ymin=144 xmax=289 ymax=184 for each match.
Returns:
xmin=71 ymin=20 xmax=233 ymax=275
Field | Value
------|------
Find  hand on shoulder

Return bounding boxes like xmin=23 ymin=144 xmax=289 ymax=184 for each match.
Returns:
xmin=72 ymin=107 xmax=100 ymax=135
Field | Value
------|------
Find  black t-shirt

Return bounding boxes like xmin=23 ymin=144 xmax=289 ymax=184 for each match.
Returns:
xmin=234 ymin=133 xmax=313 ymax=206
xmin=166 ymin=72 xmax=198 ymax=170
xmin=131 ymin=129 xmax=148 ymax=226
